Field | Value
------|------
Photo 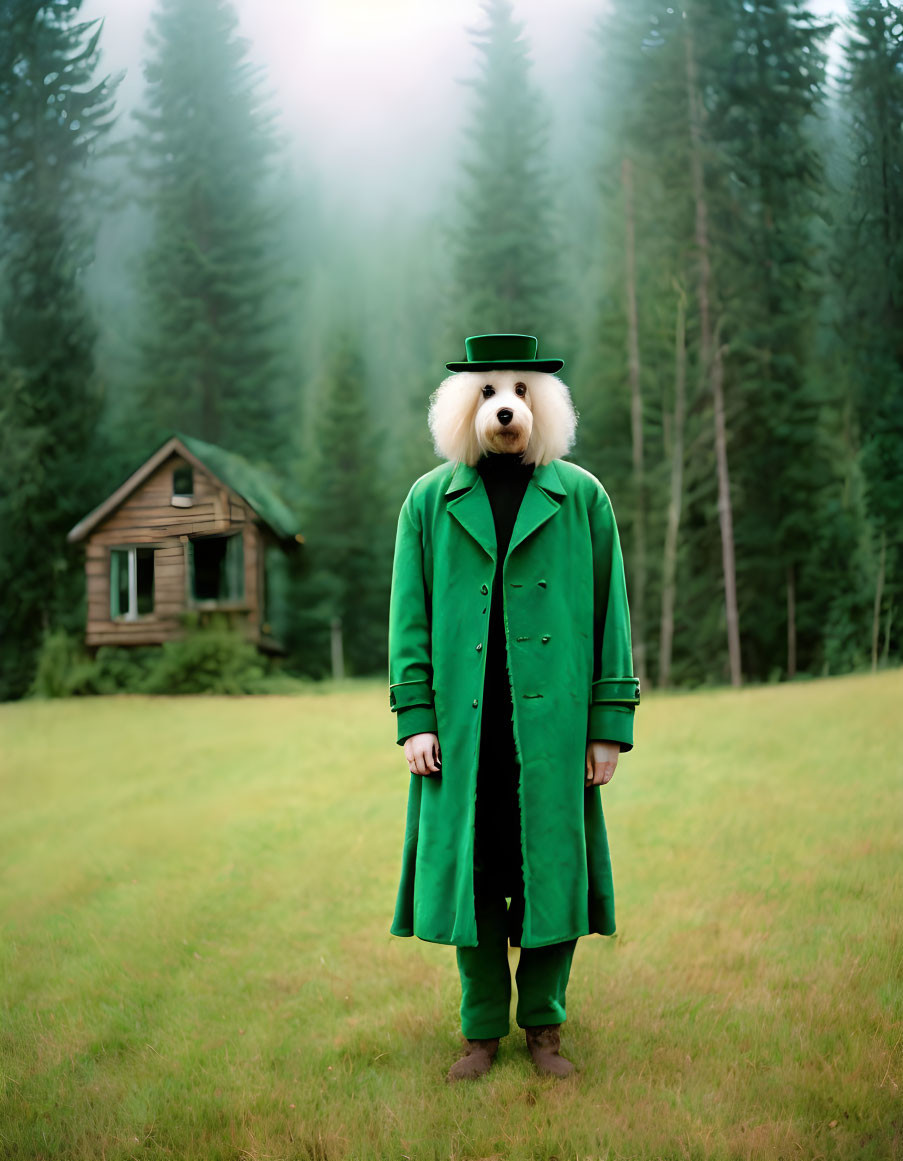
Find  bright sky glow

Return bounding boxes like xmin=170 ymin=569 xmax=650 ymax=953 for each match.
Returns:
xmin=81 ymin=0 xmax=847 ymax=203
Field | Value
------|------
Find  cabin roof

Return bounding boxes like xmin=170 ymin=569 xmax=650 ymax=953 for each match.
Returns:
xmin=66 ymin=432 xmax=302 ymax=543
xmin=174 ymin=432 xmax=300 ymax=540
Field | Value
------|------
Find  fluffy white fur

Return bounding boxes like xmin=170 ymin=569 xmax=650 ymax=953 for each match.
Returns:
xmin=428 ymin=369 xmax=578 ymax=466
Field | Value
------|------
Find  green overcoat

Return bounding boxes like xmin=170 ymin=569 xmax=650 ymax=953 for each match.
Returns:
xmin=387 ymin=456 xmax=640 ymax=949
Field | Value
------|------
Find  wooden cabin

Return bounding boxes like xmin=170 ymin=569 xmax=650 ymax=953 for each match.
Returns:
xmin=66 ymin=432 xmax=303 ymax=654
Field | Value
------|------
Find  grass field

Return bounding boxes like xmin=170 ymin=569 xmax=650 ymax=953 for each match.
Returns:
xmin=1 ymin=671 xmax=901 ymax=1161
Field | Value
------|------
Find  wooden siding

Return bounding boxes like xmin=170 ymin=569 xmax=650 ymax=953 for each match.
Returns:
xmin=82 ymin=453 xmax=272 ymax=649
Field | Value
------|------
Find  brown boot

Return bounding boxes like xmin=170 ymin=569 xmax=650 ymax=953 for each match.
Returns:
xmin=446 ymin=1036 xmax=500 ymax=1082
xmin=524 ymin=1024 xmax=575 ymax=1077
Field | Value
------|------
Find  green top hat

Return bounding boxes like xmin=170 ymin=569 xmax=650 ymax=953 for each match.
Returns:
xmin=446 ymin=333 xmax=564 ymax=373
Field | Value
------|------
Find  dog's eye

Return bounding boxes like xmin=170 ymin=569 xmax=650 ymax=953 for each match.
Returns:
xmin=515 ymin=382 xmax=527 ymax=397
xmin=482 ymin=384 xmax=494 ymax=397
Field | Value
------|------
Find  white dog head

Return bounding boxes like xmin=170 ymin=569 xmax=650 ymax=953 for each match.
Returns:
xmin=428 ymin=369 xmax=578 ymax=466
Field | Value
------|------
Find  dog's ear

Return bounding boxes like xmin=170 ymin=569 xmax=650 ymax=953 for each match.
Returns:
xmin=523 ymin=373 xmax=578 ymax=464
xmin=428 ymin=372 xmax=484 ymax=464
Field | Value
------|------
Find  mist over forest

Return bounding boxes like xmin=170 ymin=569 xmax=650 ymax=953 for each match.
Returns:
xmin=1 ymin=0 xmax=900 ymax=701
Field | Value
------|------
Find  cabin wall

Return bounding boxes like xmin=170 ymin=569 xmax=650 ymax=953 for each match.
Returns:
xmin=83 ymin=453 xmax=266 ymax=648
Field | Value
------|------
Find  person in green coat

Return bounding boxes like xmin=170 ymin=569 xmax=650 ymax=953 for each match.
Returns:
xmin=388 ymin=334 xmax=640 ymax=1082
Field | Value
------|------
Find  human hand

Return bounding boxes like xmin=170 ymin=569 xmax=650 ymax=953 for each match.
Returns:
xmin=404 ymin=732 xmax=441 ymax=776
xmin=585 ymin=739 xmax=619 ymax=787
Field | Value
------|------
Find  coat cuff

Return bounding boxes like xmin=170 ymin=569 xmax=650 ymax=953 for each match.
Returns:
xmin=395 ymin=704 xmax=439 ymax=746
xmin=389 ymin=679 xmax=434 ymax=711
xmin=588 ymin=704 xmax=635 ymax=752
xmin=591 ymin=676 xmax=641 ymax=705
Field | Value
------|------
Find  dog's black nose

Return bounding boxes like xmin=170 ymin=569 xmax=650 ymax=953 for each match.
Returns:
xmin=497 ymin=409 xmax=513 ymax=426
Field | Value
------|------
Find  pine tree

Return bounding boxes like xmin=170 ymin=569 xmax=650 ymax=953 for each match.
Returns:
xmin=581 ymin=0 xmax=837 ymax=686
xmin=834 ymin=0 xmax=903 ymax=669
xmin=289 ymin=334 xmax=393 ymax=679
xmin=579 ymin=1 xmax=713 ymax=687
xmin=446 ymin=0 xmax=561 ymax=349
xmin=129 ymin=0 xmax=292 ymax=467
xmin=698 ymin=0 xmax=835 ymax=681
xmin=0 ymin=1 xmax=119 ymax=700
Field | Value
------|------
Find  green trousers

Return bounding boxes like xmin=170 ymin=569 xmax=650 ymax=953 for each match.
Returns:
xmin=456 ymin=880 xmax=578 ymax=1039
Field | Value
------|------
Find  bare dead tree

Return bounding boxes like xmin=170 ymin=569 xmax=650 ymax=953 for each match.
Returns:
xmin=659 ymin=280 xmax=687 ymax=689
xmin=621 ymin=156 xmax=647 ymax=686
xmin=872 ymin=529 xmax=886 ymax=672
xmin=686 ymin=19 xmax=742 ymax=687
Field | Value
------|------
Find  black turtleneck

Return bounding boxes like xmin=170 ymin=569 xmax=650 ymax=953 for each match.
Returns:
xmin=472 ymin=449 xmax=535 ymax=904
xmin=474 ymin=450 xmax=535 ymax=722
xmin=475 ymin=449 xmax=535 ymax=562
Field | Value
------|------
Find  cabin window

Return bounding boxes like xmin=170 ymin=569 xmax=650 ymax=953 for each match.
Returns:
xmin=110 ymin=547 xmax=155 ymax=619
xmin=189 ymin=532 xmax=244 ymax=602
xmin=171 ymin=464 xmax=194 ymax=508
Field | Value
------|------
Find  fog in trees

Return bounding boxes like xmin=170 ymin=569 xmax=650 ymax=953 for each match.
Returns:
xmin=2 ymin=0 xmax=897 ymax=695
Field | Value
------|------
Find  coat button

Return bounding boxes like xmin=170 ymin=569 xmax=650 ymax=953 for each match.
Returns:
xmin=538 ymin=579 xmax=547 ymax=587
xmin=541 ymin=635 xmax=551 ymax=643
xmin=472 ymin=698 xmax=479 ymax=707
xmin=480 ymin=583 xmax=489 ymax=594
xmin=475 ymin=642 xmax=482 ymax=651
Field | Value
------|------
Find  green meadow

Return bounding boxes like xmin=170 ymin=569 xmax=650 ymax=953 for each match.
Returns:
xmin=1 ymin=671 xmax=900 ymax=1161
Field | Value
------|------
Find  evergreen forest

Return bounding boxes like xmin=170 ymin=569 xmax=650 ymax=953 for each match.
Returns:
xmin=1 ymin=0 xmax=900 ymax=699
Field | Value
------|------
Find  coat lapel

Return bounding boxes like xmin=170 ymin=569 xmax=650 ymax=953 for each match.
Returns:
xmin=444 ymin=461 xmax=496 ymax=561
xmin=444 ymin=458 xmax=568 ymax=564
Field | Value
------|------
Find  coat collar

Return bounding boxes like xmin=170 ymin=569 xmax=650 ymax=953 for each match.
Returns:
xmin=444 ymin=458 xmax=567 ymax=563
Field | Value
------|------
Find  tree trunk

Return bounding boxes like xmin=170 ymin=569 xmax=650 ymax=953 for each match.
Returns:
xmin=787 ymin=562 xmax=797 ymax=679
xmin=331 ymin=614 xmax=345 ymax=680
xmin=882 ymin=601 xmax=894 ymax=667
xmin=686 ymin=22 xmax=742 ymax=687
xmin=872 ymin=529 xmax=886 ymax=672
xmin=659 ymin=284 xmax=687 ymax=690
xmin=622 ymin=156 xmax=647 ymax=687
xmin=711 ymin=334 xmax=742 ymax=686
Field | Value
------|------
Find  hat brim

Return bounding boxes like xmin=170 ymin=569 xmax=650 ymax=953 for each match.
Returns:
xmin=445 ymin=358 xmax=564 ymax=373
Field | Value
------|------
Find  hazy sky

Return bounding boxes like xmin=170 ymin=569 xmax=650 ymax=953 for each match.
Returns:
xmin=81 ymin=0 xmax=847 ymax=206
